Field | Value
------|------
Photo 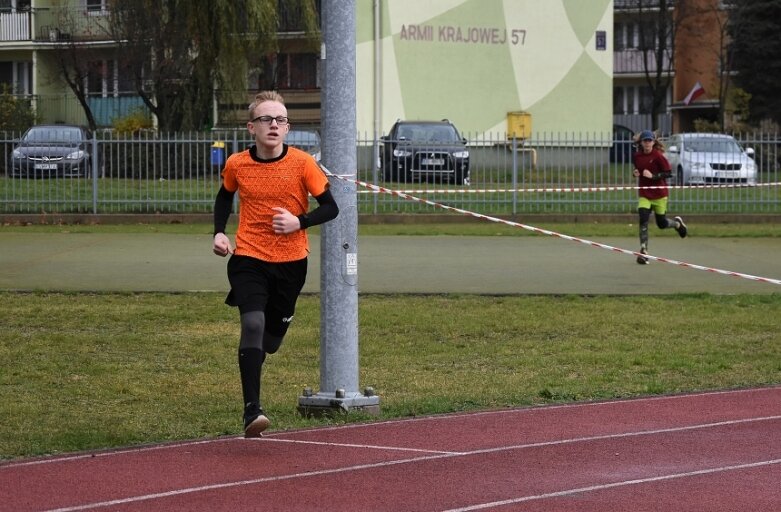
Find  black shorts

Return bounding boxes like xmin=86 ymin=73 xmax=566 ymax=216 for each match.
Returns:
xmin=225 ymin=255 xmax=308 ymax=336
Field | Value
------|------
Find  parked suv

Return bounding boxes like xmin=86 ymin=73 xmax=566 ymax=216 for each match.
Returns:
xmin=380 ymin=120 xmax=470 ymax=185
xmin=665 ymin=133 xmax=757 ymax=186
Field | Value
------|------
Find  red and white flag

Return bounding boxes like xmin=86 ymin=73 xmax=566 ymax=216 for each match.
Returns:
xmin=683 ymin=81 xmax=705 ymax=105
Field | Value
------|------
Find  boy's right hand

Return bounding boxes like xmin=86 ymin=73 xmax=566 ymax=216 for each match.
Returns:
xmin=213 ymin=233 xmax=233 ymax=257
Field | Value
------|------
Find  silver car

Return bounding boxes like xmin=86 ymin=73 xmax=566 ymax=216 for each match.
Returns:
xmin=286 ymin=128 xmax=321 ymax=162
xmin=665 ymin=133 xmax=757 ymax=186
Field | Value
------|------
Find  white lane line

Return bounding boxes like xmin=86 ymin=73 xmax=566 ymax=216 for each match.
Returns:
xmin=257 ymin=437 xmax=463 ymax=455
xmin=440 ymin=458 xmax=781 ymax=512
xmin=39 ymin=415 xmax=781 ymax=512
xmin=1 ymin=437 xmax=238 ymax=469
xmin=5 ymin=385 xmax=779 ymax=469
xmin=470 ymin=415 xmax=781 ymax=456
xmin=42 ymin=455 xmax=456 ymax=512
xmin=258 ymin=415 xmax=781 ymax=455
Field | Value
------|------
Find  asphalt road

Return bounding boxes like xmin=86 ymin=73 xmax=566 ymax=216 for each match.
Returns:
xmin=1 ymin=233 xmax=779 ymax=294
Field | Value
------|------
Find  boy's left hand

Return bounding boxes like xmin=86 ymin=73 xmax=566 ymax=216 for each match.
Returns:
xmin=271 ymin=207 xmax=301 ymax=234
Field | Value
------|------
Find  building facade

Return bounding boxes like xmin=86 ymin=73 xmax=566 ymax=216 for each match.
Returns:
xmin=1 ymin=0 xmax=734 ymax=134
xmin=613 ymin=0 xmax=733 ymax=135
xmin=0 ymin=0 xmax=323 ymax=129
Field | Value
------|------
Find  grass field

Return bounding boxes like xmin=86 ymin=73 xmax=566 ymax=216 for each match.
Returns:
xmin=2 ymin=172 xmax=780 ymax=215
xmin=1 ymin=222 xmax=780 ymax=461
xmin=2 ymin=220 xmax=781 ymax=238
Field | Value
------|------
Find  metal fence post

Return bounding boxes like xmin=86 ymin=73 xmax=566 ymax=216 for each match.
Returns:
xmin=512 ymin=135 xmax=518 ymax=215
xmin=92 ymin=133 xmax=99 ymax=214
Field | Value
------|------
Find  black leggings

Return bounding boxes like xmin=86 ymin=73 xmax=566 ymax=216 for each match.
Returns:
xmin=238 ymin=310 xmax=284 ymax=354
xmin=638 ymin=207 xmax=672 ymax=229
xmin=638 ymin=207 xmax=672 ymax=247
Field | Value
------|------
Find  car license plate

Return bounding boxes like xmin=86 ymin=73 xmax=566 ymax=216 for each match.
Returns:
xmin=715 ymin=171 xmax=738 ymax=178
xmin=34 ymin=163 xmax=58 ymax=170
xmin=421 ymin=158 xmax=444 ymax=166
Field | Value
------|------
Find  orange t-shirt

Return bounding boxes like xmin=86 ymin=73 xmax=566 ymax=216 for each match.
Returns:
xmin=221 ymin=145 xmax=330 ymax=262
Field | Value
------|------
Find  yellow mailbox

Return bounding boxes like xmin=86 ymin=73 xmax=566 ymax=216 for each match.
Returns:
xmin=507 ymin=111 xmax=532 ymax=140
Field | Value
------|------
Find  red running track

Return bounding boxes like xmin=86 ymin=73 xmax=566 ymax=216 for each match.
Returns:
xmin=2 ymin=386 xmax=781 ymax=511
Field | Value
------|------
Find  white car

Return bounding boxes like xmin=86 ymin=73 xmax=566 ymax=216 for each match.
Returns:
xmin=665 ymin=133 xmax=757 ymax=186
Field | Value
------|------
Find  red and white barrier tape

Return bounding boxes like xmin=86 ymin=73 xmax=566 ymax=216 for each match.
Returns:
xmin=356 ymin=182 xmax=781 ymax=194
xmin=320 ymin=165 xmax=781 ymax=286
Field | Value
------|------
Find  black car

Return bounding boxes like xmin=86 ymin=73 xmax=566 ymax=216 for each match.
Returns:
xmin=380 ymin=120 xmax=470 ymax=185
xmin=10 ymin=124 xmax=94 ymax=178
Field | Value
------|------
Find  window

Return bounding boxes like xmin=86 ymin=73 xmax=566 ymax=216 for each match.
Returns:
xmin=116 ymin=62 xmax=135 ymax=93
xmin=0 ymin=61 xmax=31 ymax=94
xmin=277 ymin=53 xmax=319 ymax=89
xmin=0 ymin=0 xmax=30 ymax=12
xmin=87 ymin=59 xmax=133 ymax=96
xmin=0 ymin=62 xmax=12 ymax=86
xmin=613 ymin=85 xmax=668 ymax=115
xmin=613 ymin=87 xmax=626 ymax=114
xmin=614 ymin=22 xmax=637 ymax=50
xmin=257 ymin=52 xmax=319 ymax=90
xmin=85 ymin=0 xmax=107 ymax=14
xmin=639 ymin=86 xmax=654 ymax=114
xmin=87 ymin=61 xmax=107 ymax=96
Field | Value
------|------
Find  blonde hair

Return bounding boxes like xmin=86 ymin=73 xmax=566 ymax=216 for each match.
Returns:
xmin=248 ymin=91 xmax=285 ymax=119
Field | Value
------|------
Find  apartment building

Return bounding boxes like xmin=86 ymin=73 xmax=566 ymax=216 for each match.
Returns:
xmin=613 ymin=0 xmax=733 ymax=134
xmin=1 ymin=0 xmax=732 ymax=134
xmin=0 ymin=0 xmax=140 ymax=126
xmin=0 ymin=0 xmax=321 ymax=129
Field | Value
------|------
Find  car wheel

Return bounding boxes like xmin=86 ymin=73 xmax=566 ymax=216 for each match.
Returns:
xmin=453 ymin=167 xmax=470 ymax=186
xmin=383 ymin=157 xmax=399 ymax=182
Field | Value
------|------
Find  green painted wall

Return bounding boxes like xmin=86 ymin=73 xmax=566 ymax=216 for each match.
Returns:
xmin=356 ymin=0 xmax=613 ymax=139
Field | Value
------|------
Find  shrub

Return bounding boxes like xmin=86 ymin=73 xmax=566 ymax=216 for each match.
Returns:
xmin=0 ymin=85 xmax=38 ymax=133
xmin=111 ymin=107 xmax=154 ymax=135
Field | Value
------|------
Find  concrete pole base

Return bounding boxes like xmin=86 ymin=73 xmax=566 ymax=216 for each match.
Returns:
xmin=297 ymin=389 xmax=381 ymax=418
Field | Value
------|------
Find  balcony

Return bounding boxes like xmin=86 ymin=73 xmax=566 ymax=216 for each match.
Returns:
xmin=614 ymin=49 xmax=673 ymax=76
xmin=0 ymin=7 xmax=112 ymax=44
xmin=614 ymin=0 xmax=671 ymax=12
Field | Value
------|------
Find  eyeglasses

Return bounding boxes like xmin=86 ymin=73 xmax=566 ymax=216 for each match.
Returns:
xmin=251 ymin=115 xmax=289 ymax=126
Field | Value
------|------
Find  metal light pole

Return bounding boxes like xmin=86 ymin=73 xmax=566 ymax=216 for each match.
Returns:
xmin=298 ymin=0 xmax=380 ymax=416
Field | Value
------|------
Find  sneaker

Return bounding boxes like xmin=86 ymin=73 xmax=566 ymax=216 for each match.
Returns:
xmin=244 ymin=411 xmax=270 ymax=438
xmin=674 ymin=216 xmax=687 ymax=238
xmin=636 ymin=247 xmax=649 ymax=265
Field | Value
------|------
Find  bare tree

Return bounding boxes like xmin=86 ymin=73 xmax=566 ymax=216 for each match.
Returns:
xmin=621 ymin=0 xmax=696 ymax=124
xmin=48 ymin=7 xmax=116 ymax=131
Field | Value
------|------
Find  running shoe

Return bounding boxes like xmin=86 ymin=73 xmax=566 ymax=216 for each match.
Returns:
xmin=674 ymin=216 xmax=687 ymax=238
xmin=244 ymin=411 xmax=270 ymax=438
xmin=636 ymin=247 xmax=649 ymax=265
